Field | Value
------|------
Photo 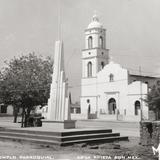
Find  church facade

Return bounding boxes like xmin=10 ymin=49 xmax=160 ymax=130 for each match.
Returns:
xmin=80 ymin=15 xmax=157 ymax=122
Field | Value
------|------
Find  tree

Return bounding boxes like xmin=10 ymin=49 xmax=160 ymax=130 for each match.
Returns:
xmin=146 ymin=80 xmax=160 ymax=120
xmin=0 ymin=53 xmax=53 ymax=126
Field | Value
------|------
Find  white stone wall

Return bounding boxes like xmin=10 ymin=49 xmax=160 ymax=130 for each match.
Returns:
xmin=81 ymin=78 xmax=97 ymax=96
xmin=82 ymin=49 xmax=109 ymax=78
xmin=128 ymin=81 xmax=148 ymax=119
xmin=85 ymin=29 xmax=106 ymax=49
xmin=80 ymin=96 xmax=97 ymax=115
xmin=97 ymin=62 xmax=128 ymax=117
xmin=82 ymin=58 xmax=97 ymax=78
xmin=80 ymin=16 xmax=151 ymax=122
xmin=81 ymin=77 xmax=97 ymax=119
xmin=80 ymin=60 xmax=150 ymax=121
xmin=82 ymin=49 xmax=97 ymax=58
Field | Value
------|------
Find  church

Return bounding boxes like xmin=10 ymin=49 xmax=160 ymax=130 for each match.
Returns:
xmin=78 ymin=14 xmax=157 ymax=122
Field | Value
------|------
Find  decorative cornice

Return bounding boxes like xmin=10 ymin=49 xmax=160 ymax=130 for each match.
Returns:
xmin=82 ymin=48 xmax=109 ymax=51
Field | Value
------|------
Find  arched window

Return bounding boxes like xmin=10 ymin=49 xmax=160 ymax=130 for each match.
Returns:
xmin=135 ymin=101 xmax=140 ymax=115
xmin=101 ymin=61 xmax=105 ymax=69
xmin=99 ymin=36 xmax=103 ymax=48
xmin=109 ymin=73 xmax=114 ymax=82
xmin=88 ymin=36 xmax=93 ymax=49
xmin=87 ymin=62 xmax=92 ymax=77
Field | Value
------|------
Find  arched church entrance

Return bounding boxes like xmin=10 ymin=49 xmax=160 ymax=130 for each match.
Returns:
xmin=108 ymin=98 xmax=116 ymax=115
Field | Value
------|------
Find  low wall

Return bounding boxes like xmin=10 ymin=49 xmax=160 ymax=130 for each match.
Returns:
xmin=140 ymin=121 xmax=160 ymax=146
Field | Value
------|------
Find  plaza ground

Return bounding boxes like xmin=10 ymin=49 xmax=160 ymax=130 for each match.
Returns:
xmin=0 ymin=117 xmax=157 ymax=160
xmin=0 ymin=117 xmax=139 ymax=137
xmin=77 ymin=120 xmax=140 ymax=137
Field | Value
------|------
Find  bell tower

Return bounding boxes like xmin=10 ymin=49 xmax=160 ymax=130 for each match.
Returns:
xmin=81 ymin=14 xmax=109 ymax=119
xmin=82 ymin=14 xmax=109 ymax=78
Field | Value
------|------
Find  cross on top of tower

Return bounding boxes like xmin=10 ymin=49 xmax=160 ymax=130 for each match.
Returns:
xmin=92 ymin=11 xmax=99 ymax=22
xmin=87 ymin=12 xmax=103 ymax=29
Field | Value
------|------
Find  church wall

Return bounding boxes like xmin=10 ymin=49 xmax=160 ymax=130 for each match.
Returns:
xmin=126 ymin=94 xmax=147 ymax=122
xmin=98 ymin=91 xmax=119 ymax=114
xmin=118 ymin=91 xmax=128 ymax=116
xmin=128 ymin=74 xmax=157 ymax=88
xmin=97 ymin=62 xmax=129 ymax=118
xmin=82 ymin=49 xmax=97 ymax=58
xmin=128 ymin=81 xmax=148 ymax=95
xmin=97 ymin=82 xmax=128 ymax=116
xmin=85 ymin=28 xmax=106 ymax=49
xmin=97 ymin=57 xmax=108 ymax=71
xmin=82 ymin=58 xmax=97 ymax=78
xmin=80 ymin=96 xmax=97 ymax=117
xmin=127 ymin=95 xmax=141 ymax=116
xmin=97 ymin=49 xmax=109 ymax=58
xmin=82 ymin=49 xmax=109 ymax=59
xmin=80 ymin=14 xmax=152 ymax=122
xmin=97 ymin=63 xmax=128 ymax=83
xmin=81 ymin=76 xmax=97 ymax=119
xmin=81 ymin=78 xmax=97 ymax=96
xmin=127 ymin=81 xmax=148 ymax=119
xmin=85 ymin=33 xmax=99 ymax=48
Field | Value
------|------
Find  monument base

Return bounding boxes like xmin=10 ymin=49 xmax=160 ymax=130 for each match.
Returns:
xmin=42 ymin=120 xmax=76 ymax=129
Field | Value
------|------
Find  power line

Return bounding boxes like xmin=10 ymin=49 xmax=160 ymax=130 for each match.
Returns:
xmin=58 ymin=0 xmax=62 ymax=40
xmin=139 ymin=66 xmax=143 ymax=121
xmin=69 ymin=78 xmax=129 ymax=89
xmin=113 ymin=53 xmax=159 ymax=58
xmin=66 ymin=49 xmax=79 ymax=69
xmin=2 ymin=69 xmax=158 ymax=92
xmin=0 ymin=78 xmax=128 ymax=92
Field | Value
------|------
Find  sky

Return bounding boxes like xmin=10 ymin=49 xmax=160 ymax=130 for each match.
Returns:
xmin=0 ymin=0 xmax=160 ymax=102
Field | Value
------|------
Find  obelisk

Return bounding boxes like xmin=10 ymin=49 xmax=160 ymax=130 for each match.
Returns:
xmin=43 ymin=40 xmax=75 ymax=129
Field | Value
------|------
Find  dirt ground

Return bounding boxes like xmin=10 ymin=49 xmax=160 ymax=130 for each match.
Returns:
xmin=0 ymin=137 xmax=157 ymax=160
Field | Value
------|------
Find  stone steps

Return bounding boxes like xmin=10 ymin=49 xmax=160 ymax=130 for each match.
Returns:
xmin=0 ymin=135 xmax=61 ymax=145
xmin=0 ymin=128 xmax=128 ymax=146
xmin=0 ymin=131 xmax=120 ymax=142
xmin=0 ymin=128 xmax=112 ymax=136
xmin=62 ymin=136 xmax=128 ymax=146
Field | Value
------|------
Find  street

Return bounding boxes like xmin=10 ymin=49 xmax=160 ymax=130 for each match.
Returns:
xmin=76 ymin=120 xmax=140 ymax=137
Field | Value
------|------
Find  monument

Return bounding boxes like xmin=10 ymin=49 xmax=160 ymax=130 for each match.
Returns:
xmin=43 ymin=40 xmax=75 ymax=129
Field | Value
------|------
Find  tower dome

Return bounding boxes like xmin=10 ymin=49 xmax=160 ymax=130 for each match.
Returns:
xmin=87 ymin=14 xmax=103 ymax=29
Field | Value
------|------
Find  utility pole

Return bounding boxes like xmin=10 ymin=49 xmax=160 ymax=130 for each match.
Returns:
xmin=139 ymin=66 xmax=143 ymax=121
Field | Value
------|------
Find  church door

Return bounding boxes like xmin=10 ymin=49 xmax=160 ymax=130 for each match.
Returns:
xmin=108 ymin=98 xmax=116 ymax=115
